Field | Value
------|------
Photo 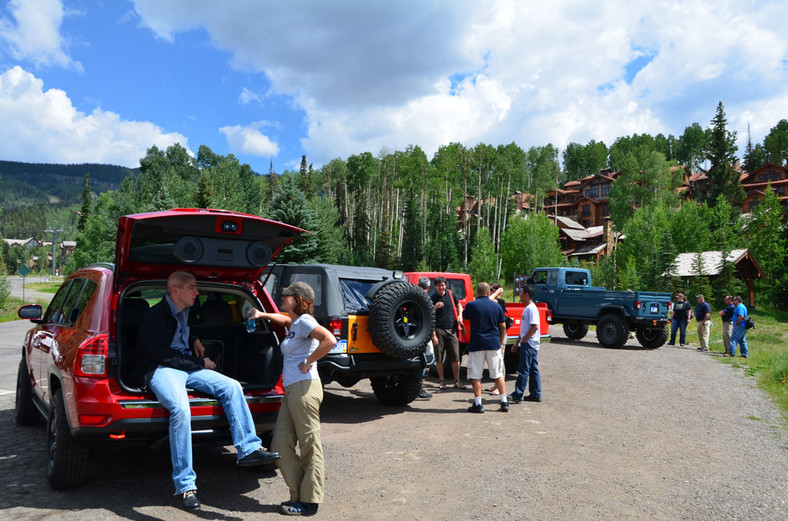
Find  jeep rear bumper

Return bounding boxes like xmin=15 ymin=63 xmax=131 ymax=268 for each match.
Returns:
xmin=318 ymin=352 xmax=431 ymax=380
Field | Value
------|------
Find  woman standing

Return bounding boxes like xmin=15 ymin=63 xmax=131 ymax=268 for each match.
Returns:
xmin=253 ymin=281 xmax=336 ymax=516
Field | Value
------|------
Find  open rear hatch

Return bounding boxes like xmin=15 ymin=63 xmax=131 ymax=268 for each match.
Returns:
xmin=114 ymin=208 xmax=306 ymax=288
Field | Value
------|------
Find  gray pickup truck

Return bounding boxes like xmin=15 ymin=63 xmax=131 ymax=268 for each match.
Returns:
xmin=526 ymin=267 xmax=671 ymax=349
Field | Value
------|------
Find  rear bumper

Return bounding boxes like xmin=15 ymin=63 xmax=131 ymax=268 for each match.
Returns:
xmin=318 ymin=352 xmax=430 ymax=379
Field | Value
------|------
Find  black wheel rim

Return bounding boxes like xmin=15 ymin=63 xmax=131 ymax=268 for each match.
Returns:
xmin=393 ymin=300 xmax=423 ymax=340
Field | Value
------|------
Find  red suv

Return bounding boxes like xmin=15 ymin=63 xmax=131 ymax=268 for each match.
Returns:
xmin=14 ymin=209 xmax=303 ymax=489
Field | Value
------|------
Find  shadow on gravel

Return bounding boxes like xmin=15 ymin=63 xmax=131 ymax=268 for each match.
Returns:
xmin=0 ymin=408 xmax=280 ymax=518
xmin=320 ymin=387 xmax=402 ymax=424
xmin=559 ymin=338 xmax=656 ymax=351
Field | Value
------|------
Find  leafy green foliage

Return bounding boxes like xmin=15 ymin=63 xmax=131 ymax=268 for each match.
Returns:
xmin=468 ymin=227 xmax=498 ymax=284
xmin=500 ymin=213 xmax=562 ymax=279
xmin=268 ymin=176 xmax=319 ymax=264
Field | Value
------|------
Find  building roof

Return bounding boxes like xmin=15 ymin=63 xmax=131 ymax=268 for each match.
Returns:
xmin=666 ymin=249 xmax=763 ymax=278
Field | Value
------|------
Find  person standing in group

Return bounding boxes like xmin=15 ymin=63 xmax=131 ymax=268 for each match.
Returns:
xmin=487 ymin=283 xmax=508 ymax=395
xmin=431 ymin=276 xmax=465 ymax=390
xmin=719 ymin=295 xmax=735 ymax=352
xmin=667 ymin=293 xmax=692 ymax=347
xmin=416 ymin=276 xmax=437 ymax=399
xmin=138 ymin=271 xmax=280 ymax=512
xmin=462 ymin=282 xmax=509 ymax=413
xmin=252 ymin=282 xmax=337 ymax=516
xmin=695 ymin=294 xmax=711 ymax=352
xmin=510 ymin=284 xmax=541 ymax=404
xmin=728 ymin=296 xmax=749 ymax=358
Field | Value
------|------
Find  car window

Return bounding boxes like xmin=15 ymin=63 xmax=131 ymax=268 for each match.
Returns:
xmin=531 ymin=270 xmax=548 ymax=285
xmin=565 ymin=271 xmax=588 ymax=286
xmin=60 ymin=279 xmax=88 ymax=325
xmin=287 ymin=273 xmax=322 ymax=306
xmin=44 ymin=279 xmax=75 ymax=324
xmin=339 ymin=279 xmax=376 ymax=314
xmin=68 ymin=280 xmax=98 ymax=324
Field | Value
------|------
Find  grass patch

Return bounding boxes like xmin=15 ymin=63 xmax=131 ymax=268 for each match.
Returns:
xmin=0 ymin=295 xmax=49 ymax=323
xmin=25 ymin=282 xmax=61 ymax=293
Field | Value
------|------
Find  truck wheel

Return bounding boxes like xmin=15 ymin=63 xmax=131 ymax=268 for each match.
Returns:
xmin=562 ymin=323 xmax=589 ymax=340
xmin=15 ymin=358 xmax=41 ymax=426
xmin=47 ymin=389 xmax=90 ymax=489
xmin=596 ymin=314 xmax=630 ymax=348
xmin=368 ymin=282 xmax=435 ymax=359
xmin=370 ymin=373 xmax=422 ymax=406
xmin=636 ymin=326 xmax=668 ymax=349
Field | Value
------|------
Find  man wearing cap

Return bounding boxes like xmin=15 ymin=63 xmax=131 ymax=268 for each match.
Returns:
xmin=695 ymin=294 xmax=711 ymax=352
xmin=416 ymin=276 xmax=437 ymax=399
xmin=728 ymin=296 xmax=749 ymax=358
xmin=719 ymin=295 xmax=735 ymax=352
xmin=139 ymin=271 xmax=279 ymax=511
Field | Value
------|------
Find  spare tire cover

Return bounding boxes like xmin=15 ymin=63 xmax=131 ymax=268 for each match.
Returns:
xmin=367 ymin=282 xmax=435 ymax=358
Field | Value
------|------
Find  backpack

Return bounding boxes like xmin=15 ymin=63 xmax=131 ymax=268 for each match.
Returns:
xmin=744 ymin=316 xmax=755 ymax=330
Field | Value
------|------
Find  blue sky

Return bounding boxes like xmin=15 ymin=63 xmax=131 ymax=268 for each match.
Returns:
xmin=1 ymin=0 xmax=787 ymax=175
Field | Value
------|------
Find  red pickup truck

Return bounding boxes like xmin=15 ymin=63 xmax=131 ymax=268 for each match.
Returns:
xmin=404 ymin=272 xmax=551 ymax=373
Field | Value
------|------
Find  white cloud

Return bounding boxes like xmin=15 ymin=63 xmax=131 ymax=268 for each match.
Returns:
xmin=0 ymin=66 xmax=188 ymax=167
xmin=131 ymin=0 xmax=788 ymax=166
xmin=0 ymin=0 xmax=81 ymax=70
xmin=239 ymin=87 xmax=261 ymax=105
xmin=220 ymin=123 xmax=280 ymax=157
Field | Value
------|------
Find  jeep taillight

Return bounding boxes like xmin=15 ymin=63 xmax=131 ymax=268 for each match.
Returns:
xmin=74 ymin=334 xmax=108 ymax=377
xmin=329 ymin=319 xmax=342 ymax=337
xmin=635 ymin=301 xmax=642 ymax=310
xmin=546 ymin=309 xmax=553 ymax=323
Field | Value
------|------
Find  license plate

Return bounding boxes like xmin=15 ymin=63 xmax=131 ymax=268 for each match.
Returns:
xmin=650 ymin=304 xmax=659 ymax=313
xmin=330 ymin=339 xmax=347 ymax=353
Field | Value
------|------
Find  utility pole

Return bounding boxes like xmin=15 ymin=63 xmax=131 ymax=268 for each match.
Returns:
xmin=44 ymin=228 xmax=62 ymax=278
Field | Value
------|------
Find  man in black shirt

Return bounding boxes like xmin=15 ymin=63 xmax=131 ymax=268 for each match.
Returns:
xmin=431 ymin=276 xmax=465 ymax=389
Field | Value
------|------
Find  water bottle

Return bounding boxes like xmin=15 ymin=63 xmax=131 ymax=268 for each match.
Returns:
xmin=245 ymin=308 xmax=256 ymax=333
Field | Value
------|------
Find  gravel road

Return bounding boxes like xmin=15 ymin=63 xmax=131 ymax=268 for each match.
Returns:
xmin=1 ymin=324 xmax=786 ymax=520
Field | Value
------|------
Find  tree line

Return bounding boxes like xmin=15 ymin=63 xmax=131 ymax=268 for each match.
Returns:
xmin=1 ymin=102 xmax=786 ymax=311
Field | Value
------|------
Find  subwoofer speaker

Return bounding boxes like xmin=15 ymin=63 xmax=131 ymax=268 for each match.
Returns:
xmin=246 ymin=241 xmax=272 ymax=267
xmin=174 ymin=236 xmax=204 ymax=264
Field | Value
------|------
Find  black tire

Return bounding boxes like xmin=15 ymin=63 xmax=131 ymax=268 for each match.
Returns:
xmin=15 ymin=358 xmax=41 ymax=426
xmin=367 ymin=282 xmax=435 ymax=359
xmin=370 ymin=373 xmax=422 ymax=406
xmin=47 ymin=389 xmax=89 ymax=489
xmin=563 ymin=322 xmax=589 ymax=340
xmin=596 ymin=314 xmax=630 ymax=348
xmin=636 ymin=326 xmax=668 ymax=349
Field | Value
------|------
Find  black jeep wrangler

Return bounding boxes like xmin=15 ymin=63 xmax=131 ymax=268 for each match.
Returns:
xmin=262 ymin=264 xmax=435 ymax=406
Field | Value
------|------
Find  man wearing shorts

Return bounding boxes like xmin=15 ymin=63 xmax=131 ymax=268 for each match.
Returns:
xmin=431 ymin=276 xmax=465 ymax=389
xmin=462 ymin=282 xmax=508 ymax=413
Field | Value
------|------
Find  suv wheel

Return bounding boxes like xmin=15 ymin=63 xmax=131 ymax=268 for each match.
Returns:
xmin=47 ymin=389 xmax=89 ymax=489
xmin=15 ymin=358 xmax=41 ymax=426
xmin=367 ymin=282 xmax=435 ymax=359
xmin=370 ymin=373 xmax=422 ymax=406
xmin=596 ymin=314 xmax=629 ymax=348
xmin=636 ymin=326 xmax=668 ymax=349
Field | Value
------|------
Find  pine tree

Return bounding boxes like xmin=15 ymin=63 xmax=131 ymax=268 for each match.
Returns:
xmin=78 ymin=174 xmax=91 ymax=232
xmin=468 ymin=227 xmax=498 ymax=284
xmin=268 ymin=177 xmax=319 ymax=264
xmin=705 ymin=102 xmax=744 ymax=206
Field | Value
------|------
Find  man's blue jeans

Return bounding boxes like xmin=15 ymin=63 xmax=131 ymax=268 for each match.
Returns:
xmin=669 ymin=319 xmax=688 ymax=345
xmin=513 ymin=343 xmax=541 ymax=399
xmin=150 ymin=366 xmax=262 ymax=494
xmin=729 ymin=324 xmax=749 ymax=357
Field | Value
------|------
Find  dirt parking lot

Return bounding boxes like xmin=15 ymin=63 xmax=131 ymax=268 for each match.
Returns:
xmin=1 ymin=324 xmax=787 ymax=520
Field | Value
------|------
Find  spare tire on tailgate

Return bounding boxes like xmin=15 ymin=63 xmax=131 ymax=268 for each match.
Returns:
xmin=367 ymin=281 xmax=435 ymax=358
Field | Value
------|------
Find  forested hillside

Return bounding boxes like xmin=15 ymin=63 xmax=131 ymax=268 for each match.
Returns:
xmin=0 ymin=160 xmax=138 ymax=210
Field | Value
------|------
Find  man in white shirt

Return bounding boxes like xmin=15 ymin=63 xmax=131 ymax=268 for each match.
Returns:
xmin=510 ymin=284 xmax=542 ymax=403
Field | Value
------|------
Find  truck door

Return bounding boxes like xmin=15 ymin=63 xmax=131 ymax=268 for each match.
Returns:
xmin=530 ymin=269 xmax=551 ymax=306
xmin=560 ymin=270 xmax=590 ymax=316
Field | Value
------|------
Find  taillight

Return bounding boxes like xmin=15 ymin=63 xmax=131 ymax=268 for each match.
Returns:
xmin=329 ymin=319 xmax=343 ymax=337
xmin=635 ymin=301 xmax=642 ymax=310
xmin=546 ymin=309 xmax=553 ymax=323
xmin=668 ymin=302 xmax=673 ymax=312
xmin=74 ymin=334 xmax=108 ymax=377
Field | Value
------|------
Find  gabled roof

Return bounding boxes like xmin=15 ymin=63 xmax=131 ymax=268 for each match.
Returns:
xmin=552 ymin=215 xmax=585 ymax=230
xmin=665 ymin=249 xmax=764 ymax=279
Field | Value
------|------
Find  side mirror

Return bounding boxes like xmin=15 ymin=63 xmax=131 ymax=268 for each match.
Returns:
xmin=18 ymin=304 xmax=43 ymax=321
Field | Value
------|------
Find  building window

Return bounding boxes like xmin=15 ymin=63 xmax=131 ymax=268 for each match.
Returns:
xmin=602 ymin=204 xmax=609 ymax=216
xmin=582 ymin=205 xmax=591 ymax=216
xmin=585 ymin=186 xmax=599 ymax=198
xmin=749 ymin=198 xmax=759 ymax=211
xmin=601 ymin=183 xmax=611 ymax=196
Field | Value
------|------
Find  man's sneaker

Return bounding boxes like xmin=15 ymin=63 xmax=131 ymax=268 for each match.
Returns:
xmin=467 ymin=403 xmax=485 ymax=413
xmin=454 ymin=380 xmax=467 ymax=389
xmin=439 ymin=380 xmax=447 ymax=390
xmin=510 ymin=394 xmax=522 ymax=404
xmin=524 ymin=395 xmax=542 ymax=402
xmin=181 ymin=490 xmax=201 ymax=511
xmin=666 ymin=342 xmax=675 ymax=346
xmin=281 ymin=501 xmax=319 ymax=516
xmin=500 ymin=400 xmax=509 ymax=412
xmin=237 ymin=447 xmax=280 ymax=467
xmin=417 ymin=387 xmax=432 ymax=399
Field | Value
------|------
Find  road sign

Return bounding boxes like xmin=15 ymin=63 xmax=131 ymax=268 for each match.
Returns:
xmin=17 ymin=265 xmax=31 ymax=277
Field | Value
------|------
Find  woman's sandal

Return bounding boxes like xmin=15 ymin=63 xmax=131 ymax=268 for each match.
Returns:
xmin=487 ymin=386 xmax=500 ymax=395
